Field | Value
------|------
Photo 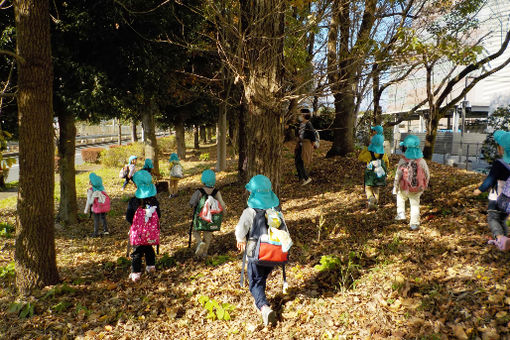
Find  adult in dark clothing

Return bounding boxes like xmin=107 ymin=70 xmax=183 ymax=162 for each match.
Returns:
xmin=126 ymin=170 xmax=161 ymax=282
xmin=473 ymin=130 xmax=510 ymax=251
xmin=295 ymin=108 xmax=318 ymax=186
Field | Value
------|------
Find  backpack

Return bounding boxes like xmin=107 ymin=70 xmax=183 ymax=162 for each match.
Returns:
xmin=129 ymin=205 xmax=160 ymax=246
xmin=364 ymin=151 xmax=387 ymax=187
xmin=240 ymin=208 xmax=292 ymax=288
xmin=398 ymin=158 xmax=428 ymax=192
xmin=496 ymin=160 xmax=510 ymax=213
xmin=119 ymin=165 xmax=129 ymax=178
xmin=92 ymin=191 xmax=111 ymax=213
xmin=193 ymin=189 xmax=223 ymax=230
xmin=170 ymin=163 xmax=183 ymax=178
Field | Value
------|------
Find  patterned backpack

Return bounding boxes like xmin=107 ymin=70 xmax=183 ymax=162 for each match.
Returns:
xmin=496 ymin=160 xmax=510 ymax=213
xmin=129 ymin=206 xmax=160 ymax=246
xmin=91 ymin=191 xmax=111 ymax=214
xmin=399 ymin=158 xmax=428 ymax=192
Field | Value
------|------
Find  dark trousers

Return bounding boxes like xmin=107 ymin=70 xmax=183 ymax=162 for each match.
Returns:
xmin=248 ymin=261 xmax=274 ymax=310
xmin=294 ymin=144 xmax=309 ymax=181
xmin=92 ymin=212 xmax=108 ymax=236
xmin=488 ymin=209 xmax=509 ymax=237
xmin=122 ymin=176 xmax=133 ymax=189
xmin=131 ymin=245 xmax=156 ymax=273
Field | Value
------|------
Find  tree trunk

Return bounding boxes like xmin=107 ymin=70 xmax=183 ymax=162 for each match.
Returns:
xmin=284 ymin=98 xmax=298 ymax=142
xmin=193 ymin=125 xmax=199 ymax=149
xmin=206 ymin=126 xmax=213 ymax=143
xmin=326 ymin=91 xmax=356 ymax=157
xmin=131 ymin=120 xmax=138 ymax=142
xmin=57 ymin=112 xmax=77 ymax=226
xmin=372 ymin=63 xmax=382 ymax=125
xmin=200 ymin=125 xmax=207 ymax=143
xmin=237 ymin=100 xmax=248 ymax=183
xmin=175 ymin=116 xmax=186 ymax=160
xmin=240 ymin=0 xmax=285 ymax=192
xmin=14 ymin=0 xmax=59 ymax=294
xmin=117 ymin=119 xmax=122 ymax=145
xmin=141 ymin=102 xmax=159 ymax=175
xmin=217 ymin=105 xmax=227 ymax=171
xmin=423 ymin=107 xmax=440 ymax=160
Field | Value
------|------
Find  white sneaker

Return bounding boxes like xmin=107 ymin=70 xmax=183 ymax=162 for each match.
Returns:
xmin=395 ymin=213 xmax=406 ymax=221
xmin=145 ymin=265 xmax=156 ymax=274
xmin=302 ymin=177 xmax=312 ymax=186
xmin=195 ymin=242 xmax=207 ymax=256
xmin=261 ymin=305 xmax=276 ymax=326
xmin=129 ymin=272 xmax=141 ymax=282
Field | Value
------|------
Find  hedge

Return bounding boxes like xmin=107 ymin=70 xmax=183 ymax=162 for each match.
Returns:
xmin=81 ymin=147 xmax=105 ymax=163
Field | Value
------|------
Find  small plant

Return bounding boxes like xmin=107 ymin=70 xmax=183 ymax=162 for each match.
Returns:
xmin=51 ymin=301 xmax=72 ymax=313
xmin=116 ymin=256 xmax=131 ymax=270
xmin=198 ymin=295 xmax=234 ymax=321
xmin=205 ymin=254 xmax=233 ymax=267
xmin=0 ymin=222 xmax=15 ymax=238
xmin=0 ymin=262 xmax=15 ymax=279
xmin=75 ymin=304 xmax=91 ymax=316
xmin=199 ymin=153 xmax=210 ymax=161
xmin=314 ymin=255 xmax=341 ymax=272
xmin=8 ymin=302 xmax=35 ymax=319
xmin=42 ymin=283 xmax=75 ymax=300
xmin=339 ymin=251 xmax=362 ymax=289
xmin=157 ymin=253 xmax=176 ymax=269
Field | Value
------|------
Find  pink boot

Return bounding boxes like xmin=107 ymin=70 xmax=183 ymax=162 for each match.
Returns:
xmin=488 ymin=236 xmax=510 ymax=251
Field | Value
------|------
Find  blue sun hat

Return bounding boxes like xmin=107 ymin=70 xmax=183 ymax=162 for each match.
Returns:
xmin=89 ymin=173 xmax=104 ymax=192
xmin=128 ymin=155 xmax=138 ymax=163
xmin=133 ymin=170 xmax=156 ymax=199
xmin=368 ymin=134 xmax=385 ymax=154
xmin=371 ymin=125 xmax=383 ymax=135
xmin=399 ymin=134 xmax=423 ymax=159
xmin=245 ymin=175 xmax=280 ymax=209
xmin=169 ymin=153 xmax=179 ymax=163
xmin=494 ymin=130 xmax=510 ymax=163
xmin=143 ymin=158 xmax=154 ymax=169
xmin=201 ymin=169 xmax=216 ymax=187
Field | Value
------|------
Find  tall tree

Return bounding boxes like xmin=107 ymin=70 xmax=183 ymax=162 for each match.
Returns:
xmin=14 ymin=0 xmax=59 ymax=293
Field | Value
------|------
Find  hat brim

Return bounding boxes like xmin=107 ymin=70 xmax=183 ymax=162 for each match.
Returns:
xmin=92 ymin=184 xmax=105 ymax=192
xmin=247 ymin=191 xmax=280 ymax=210
xmin=135 ymin=184 xmax=157 ymax=199
xmin=404 ymin=147 xmax=423 ymax=160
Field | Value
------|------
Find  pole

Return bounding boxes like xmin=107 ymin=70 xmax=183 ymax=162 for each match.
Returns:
xmin=465 ymin=144 xmax=470 ymax=170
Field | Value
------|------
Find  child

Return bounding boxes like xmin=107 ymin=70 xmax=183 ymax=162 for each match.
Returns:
xmin=358 ymin=125 xmax=389 ymax=209
xmin=393 ymin=134 xmax=430 ymax=230
xmin=235 ymin=175 xmax=281 ymax=326
xmin=168 ymin=153 xmax=183 ymax=198
xmin=189 ymin=169 xmax=226 ymax=257
xmin=141 ymin=158 xmax=153 ymax=174
xmin=122 ymin=155 xmax=138 ymax=191
xmin=84 ymin=173 xmax=110 ymax=237
xmin=126 ymin=170 xmax=161 ymax=282
xmin=294 ymin=109 xmax=318 ymax=186
xmin=473 ymin=130 xmax=510 ymax=250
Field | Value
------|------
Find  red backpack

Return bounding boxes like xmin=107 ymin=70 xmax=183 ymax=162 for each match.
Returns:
xmin=398 ymin=158 xmax=428 ymax=192
xmin=91 ymin=190 xmax=111 ymax=213
xmin=129 ymin=206 xmax=160 ymax=246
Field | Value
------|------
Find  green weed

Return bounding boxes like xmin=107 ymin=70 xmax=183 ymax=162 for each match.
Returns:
xmin=51 ymin=301 xmax=72 ymax=313
xmin=198 ymin=295 xmax=234 ymax=321
xmin=157 ymin=253 xmax=176 ymax=269
xmin=8 ymin=302 xmax=35 ymax=319
xmin=0 ymin=262 xmax=15 ymax=279
xmin=199 ymin=153 xmax=210 ymax=161
xmin=0 ymin=222 xmax=15 ymax=238
xmin=205 ymin=254 xmax=233 ymax=267
xmin=42 ymin=283 xmax=76 ymax=300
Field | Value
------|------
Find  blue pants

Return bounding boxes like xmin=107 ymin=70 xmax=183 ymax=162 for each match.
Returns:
xmin=248 ymin=261 xmax=274 ymax=310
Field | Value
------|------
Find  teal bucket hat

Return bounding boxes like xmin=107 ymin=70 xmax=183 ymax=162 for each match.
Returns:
xmin=399 ymin=134 xmax=423 ymax=159
xmin=368 ymin=134 xmax=385 ymax=154
xmin=371 ymin=125 xmax=383 ymax=135
xmin=128 ymin=155 xmax=138 ymax=163
xmin=494 ymin=130 xmax=510 ymax=163
xmin=201 ymin=169 xmax=216 ymax=187
xmin=89 ymin=172 xmax=104 ymax=192
xmin=143 ymin=158 xmax=154 ymax=169
xmin=133 ymin=170 xmax=156 ymax=199
xmin=245 ymin=175 xmax=280 ymax=210
xmin=169 ymin=153 xmax=179 ymax=162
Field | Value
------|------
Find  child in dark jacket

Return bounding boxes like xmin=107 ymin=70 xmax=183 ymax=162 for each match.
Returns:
xmin=473 ymin=130 xmax=510 ymax=251
xmin=126 ymin=170 xmax=161 ymax=282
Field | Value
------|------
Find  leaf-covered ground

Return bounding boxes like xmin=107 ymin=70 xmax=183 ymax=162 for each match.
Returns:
xmin=0 ymin=141 xmax=508 ymax=339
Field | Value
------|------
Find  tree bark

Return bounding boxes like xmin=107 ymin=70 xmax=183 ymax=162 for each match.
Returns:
xmin=141 ymin=102 xmax=159 ymax=175
xmin=217 ymin=105 xmax=227 ymax=171
xmin=237 ymin=100 xmax=248 ymax=183
xmin=423 ymin=107 xmax=439 ymax=160
xmin=131 ymin=120 xmax=138 ymax=142
xmin=14 ymin=0 xmax=59 ymax=294
xmin=175 ymin=116 xmax=186 ymax=160
xmin=372 ymin=63 xmax=382 ymax=125
xmin=206 ymin=125 xmax=213 ymax=143
xmin=200 ymin=125 xmax=207 ymax=144
xmin=193 ymin=125 xmax=199 ymax=149
xmin=57 ymin=112 xmax=77 ymax=226
xmin=240 ymin=0 xmax=285 ymax=192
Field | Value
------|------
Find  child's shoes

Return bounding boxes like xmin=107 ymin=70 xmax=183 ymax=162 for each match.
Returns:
xmin=488 ymin=236 xmax=510 ymax=251
xmin=261 ymin=305 xmax=276 ymax=326
xmin=195 ymin=242 xmax=207 ymax=257
xmin=395 ymin=213 xmax=406 ymax=221
xmin=145 ymin=265 xmax=156 ymax=274
xmin=367 ymin=197 xmax=377 ymax=210
xmin=410 ymin=224 xmax=420 ymax=231
xmin=129 ymin=272 xmax=141 ymax=282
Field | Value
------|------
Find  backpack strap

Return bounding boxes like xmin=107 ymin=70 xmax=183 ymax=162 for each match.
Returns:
xmin=240 ymin=247 xmax=247 ymax=287
xmin=211 ymin=188 xmax=218 ymax=197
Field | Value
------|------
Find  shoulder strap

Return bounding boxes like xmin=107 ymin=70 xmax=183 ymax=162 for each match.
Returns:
xmin=198 ymin=188 xmax=207 ymax=197
xmin=369 ymin=151 xmax=377 ymax=161
xmin=211 ymin=188 xmax=218 ymax=197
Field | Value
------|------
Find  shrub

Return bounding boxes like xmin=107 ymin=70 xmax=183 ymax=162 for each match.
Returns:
xmin=157 ymin=136 xmax=177 ymax=157
xmin=109 ymin=144 xmax=121 ymax=149
xmin=481 ymin=105 xmax=510 ymax=164
xmin=199 ymin=153 xmax=210 ymax=161
xmin=100 ymin=142 xmax=145 ymax=168
xmin=81 ymin=147 xmax=105 ymax=163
